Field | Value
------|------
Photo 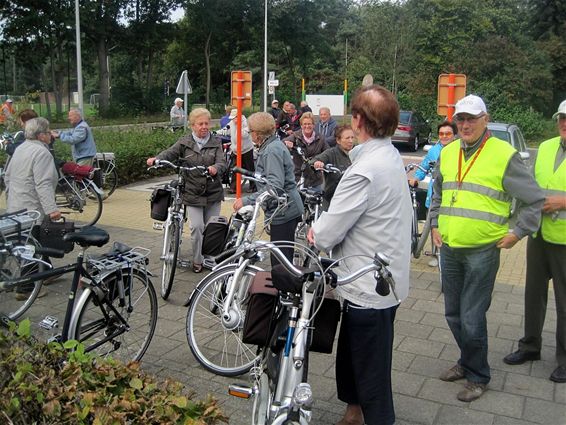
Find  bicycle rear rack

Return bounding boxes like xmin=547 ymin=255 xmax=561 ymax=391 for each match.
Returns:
xmin=88 ymin=247 xmax=151 ymax=273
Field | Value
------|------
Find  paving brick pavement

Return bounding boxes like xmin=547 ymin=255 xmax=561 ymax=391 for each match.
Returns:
xmin=11 ymin=180 xmax=566 ymax=425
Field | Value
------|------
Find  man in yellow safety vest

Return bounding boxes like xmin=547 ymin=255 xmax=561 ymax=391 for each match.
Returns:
xmin=429 ymin=94 xmax=545 ymax=402
xmin=504 ymin=100 xmax=566 ymax=383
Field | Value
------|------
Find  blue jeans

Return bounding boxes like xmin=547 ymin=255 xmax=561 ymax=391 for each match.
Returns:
xmin=440 ymin=243 xmax=500 ymax=384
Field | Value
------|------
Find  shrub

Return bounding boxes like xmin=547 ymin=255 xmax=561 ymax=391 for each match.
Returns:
xmin=0 ymin=320 xmax=227 ymax=424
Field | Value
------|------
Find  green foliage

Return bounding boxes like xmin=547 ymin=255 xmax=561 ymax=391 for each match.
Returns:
xmin=0 ymin=319 xmax=227 ymax=424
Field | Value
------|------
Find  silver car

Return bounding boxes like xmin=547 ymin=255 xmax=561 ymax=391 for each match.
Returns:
xmin=487 ymin=122 xmax=531 ymax=167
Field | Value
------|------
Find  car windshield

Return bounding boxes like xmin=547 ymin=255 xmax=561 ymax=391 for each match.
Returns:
xmin=489 ymin=129 xmax=510 ymax=143
xmin=399 ymin=111 xmax=411 ymax=124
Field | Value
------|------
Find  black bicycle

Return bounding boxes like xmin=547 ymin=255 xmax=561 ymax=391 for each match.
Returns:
xmin=0 ymin=225 xmax=158 ymax=363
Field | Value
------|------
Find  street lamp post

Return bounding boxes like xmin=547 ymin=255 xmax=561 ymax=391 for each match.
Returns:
xmin=263 ymin=0 xmax=267 ymax=112
xmin=75 ymin=0 xmax=84 ymax=112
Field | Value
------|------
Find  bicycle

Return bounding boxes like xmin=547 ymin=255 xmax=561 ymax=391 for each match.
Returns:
xmin=184 ymin=168 xmax=299 ymax=377
xmin=56 ymin=165 xmax=104 ymax=228
xmin=294 ymin=164 xmax=342 ymax=266
xmin=227 ymin=243 xmax=400 ymax=425
xmin=148 ymin=159 xmax=209 ymax=300
xmin=0 ymin=209 xmax=46 ymax=320
xmin=0 ymin=225 xmax=158 ymax=363
xmin=94 ymin=152 xmax=118 ymax=197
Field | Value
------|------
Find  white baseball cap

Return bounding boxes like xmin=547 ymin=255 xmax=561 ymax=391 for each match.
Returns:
xmin=552 ymin=99 xmax=566 ymax=120
xmin=272 ymin=99 xmax=279 ymax=105
xmin=6 ymin=99 xmax=13 ymax=103
xmin=454 ymin=95 xmax=487 ymax=117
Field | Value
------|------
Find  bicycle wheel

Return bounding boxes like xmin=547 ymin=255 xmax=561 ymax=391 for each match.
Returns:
xmin=161 ymin=219 xmax=180 ymax=300
xmin=72 ymin=268 xmax=158 ymax=362
xmin=252 ymin=371 xmax=271 ymax=425
xmin=100 ymin=160 xmax=118 ymax=196
xmin=56 ymin=178 xmax=103 ymax=228
xmin=0 ymin=235 xmax=43 ymax=320
xmin=186 ymin=265 xmax=259 ymax=376
xmin=414 ymin=211 xmax=432 ymax=259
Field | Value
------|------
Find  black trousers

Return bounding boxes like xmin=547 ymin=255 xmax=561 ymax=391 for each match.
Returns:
xmin=269 ymin=217 xmax=299 ymax=267
xmin=336 ymin=301 xmax=398 ymax=425
xmin=230 ymin=150 xmax=256 ymax=191
xmin=519 ymin=235 xmax=566 ymax=366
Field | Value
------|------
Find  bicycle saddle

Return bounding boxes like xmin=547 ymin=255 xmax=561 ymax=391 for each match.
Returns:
xmin=63 ymin=226 xmax=110 ymax=247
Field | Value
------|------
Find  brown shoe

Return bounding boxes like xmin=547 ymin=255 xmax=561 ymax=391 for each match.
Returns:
xmin=457 ymin=381 xmax=487 ymax=402
xmin=439 ymin=364 xmax=465 ymax=382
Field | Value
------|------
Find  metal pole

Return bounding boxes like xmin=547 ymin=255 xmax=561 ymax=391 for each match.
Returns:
xmin=2 ymin=46 xmax=7 ymax=97
xmin=75 ymin=0 xmax=84 ymax=111
xmin=263 ymin=0 xmax=267 ymax=112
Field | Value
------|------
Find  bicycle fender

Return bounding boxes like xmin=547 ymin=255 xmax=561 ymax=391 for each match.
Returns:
xmin=67 ymin=287 xmax=93 ymax=338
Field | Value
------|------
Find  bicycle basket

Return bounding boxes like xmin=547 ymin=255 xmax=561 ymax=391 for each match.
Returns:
xmin=150 ymin=187 xmax=171 ymax=221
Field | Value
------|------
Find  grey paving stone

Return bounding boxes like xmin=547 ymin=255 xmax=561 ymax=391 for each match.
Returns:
xmin=436 ymin=404 xmax=495 ymax=424
xmin=409 ymin=287 xmax=442 ymax=301
xmin=487 ymin=311 xmax=525 ymax=327
xmin=408 ymin=356 xmax=456 ymax=379
xmin=493 ymin=416 xmax=539 ymax=425
xmin=420 ymin=312 xmax=449 ymax=328
xmin=504 ymin=373 xmax=555 ymax=401
xmin=397 ymin=307 xmax=427 ymax=324
xmin=412 ymin=299 xmax=445 ymax=314
xmin=393 ymin=370 xmax=427 ymax=396
xmin=555 ymin=383 xmax=566 ymax=404
xmin=468 ymin=390 xmax=524 ymax=419
xmin=522 ymin=397 xmax=566 ymax=424
xmin=393 ymin=350 xmax=416 ymax=372
xmin=497 ymin=324 xmax=525 ymax=341
xmin=395 ymin=393 xmax=440 ymax=425
xmin=418 ymin=377 xmax=468 ymax=406
xmin=531 ymin=360 xmax=562 ymax=380
xmin=397 ymin=336 xmax=444 ymax=358
xmin=429 ymin=327 xmax=456 ymax=345
xmin=396 ymin=320 xmax=435 ymax=339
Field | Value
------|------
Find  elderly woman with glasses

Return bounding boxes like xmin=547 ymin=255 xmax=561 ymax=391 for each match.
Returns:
xmin=232 ymin=112 xmax=303 ymax=264
xmin=147 ymin=107 xmax=226 ymax=273
xmin=283 ymin=111 xmax=329 ymax=190
xmin=5 ymin=117 xmax=60 ymax=222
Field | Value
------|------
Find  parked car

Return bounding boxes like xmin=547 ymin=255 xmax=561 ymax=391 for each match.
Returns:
xmin=487 ymin=122 xmax=531 ymax=168
xmin=487 ymin=122 xmax=532 ymax=216
xmin=392 ymin=110 xmax=432 ymax=152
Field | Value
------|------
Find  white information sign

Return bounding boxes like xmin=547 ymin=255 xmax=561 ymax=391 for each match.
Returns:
xmin=305 ymin=94 xmax=345 ymax=116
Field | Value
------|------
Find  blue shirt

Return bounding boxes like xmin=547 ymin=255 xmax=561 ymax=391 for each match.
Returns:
xmin=414 ymin=142 xmax=443 ymax=208
xmin=59 ymin=120 xmax=97 ymax=161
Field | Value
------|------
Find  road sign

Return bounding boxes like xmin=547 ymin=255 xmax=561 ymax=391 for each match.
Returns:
xmin=437 ymin=73 xmax=466 ymax=118
xmin=231 ymin=71 xmax=252 ymax=108
xmin=268 ymin=85 xmax=275 ymax=94
xmin=268 ymin=79 xmax=279 ymax=87
xmin=269 ymin=71 xmax=275 ymax=81
xmin=176 ymin=70 xmax=192 ymax=94
xmin=362 ymin=74 xmax=373 ymax=87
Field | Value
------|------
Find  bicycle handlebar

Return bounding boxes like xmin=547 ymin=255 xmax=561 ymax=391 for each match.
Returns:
xmin=150 ymin=159 xmax=208 ymax=176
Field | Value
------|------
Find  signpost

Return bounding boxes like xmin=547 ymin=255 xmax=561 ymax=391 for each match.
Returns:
xmin=437 ymin=73 xmax=466 ymax=120
xmin=268 ymin=72 xmax=277 ymax=97
xmin=176 ymin=70 xmax=192 ymax=130
xmin=231 ymin=71 xmax=252 ymax=108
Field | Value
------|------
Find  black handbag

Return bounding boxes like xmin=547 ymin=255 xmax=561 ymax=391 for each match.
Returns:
xmin=34 ymin=217 xmax=75 ymax=254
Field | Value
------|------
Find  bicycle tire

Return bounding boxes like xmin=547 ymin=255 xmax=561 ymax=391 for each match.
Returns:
xmin=186 ymin=264 xmax=260 ymax=376
xmin=161 ymin=219 xmax=180 ymax=300
xmin=71 ymin=268 xmax=157 ymax=362
xmin=410 ymin=207 xmax=419 ymax=258
xmin=100 ymin=160 xmax=118 ymax=196
xmin=252 ymin=371 xmax=271 ymax=425
xmin=55 ymin=178 xmax=103 ymax=228
xmin=414 ymin=212 xmax=432 ymax=259
xmin=0 ymin=235 xmax=44 ymax=320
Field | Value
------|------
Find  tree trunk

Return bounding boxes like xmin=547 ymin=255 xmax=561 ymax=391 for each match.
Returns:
xmin=205 ymin=31 xmax=211 ymax=109
xmin=43 ymin=91 xmax=52 ymax=120
xmin=97 ymin=39 xmax=109 ymax=110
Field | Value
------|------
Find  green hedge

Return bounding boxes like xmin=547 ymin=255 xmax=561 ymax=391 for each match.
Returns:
xmin=0 ymin=320 xmax=227 ymax=424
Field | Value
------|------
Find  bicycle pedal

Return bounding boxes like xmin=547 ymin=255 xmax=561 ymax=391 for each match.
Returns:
xmin=38 ymin=315 xmax=59 ymax=330
xmin=47 ymin=334 xmax=62 ymax=344
xmin=177 ymin=259 xmax=191 ymax=268
xmin=228 ymin=383 xmax=253 ymax=399
xmin=153 ymin=222 xmax=164 ymax=231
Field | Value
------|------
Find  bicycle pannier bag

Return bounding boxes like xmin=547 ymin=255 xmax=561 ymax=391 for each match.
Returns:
xmin=242 ymin=271 xmax=278 ymax=346
xmin=34 ymin=217 xmax=76 ymax=254
xmin=202 ymin=216 xmax=229 ymax=256
xmin=416 ymin=188 xmax=428 ymax=221
xmin=60 ymin=162 xmax=95 ymax=181
xmin=310 ymin=294 xmax=341 ymax=354
xmin=150 ymin=188 xmax=171 ymax=221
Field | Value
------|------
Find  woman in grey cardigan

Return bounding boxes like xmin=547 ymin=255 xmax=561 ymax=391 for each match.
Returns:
xmin=232 ymin=112 xmax=303 ymax=264
xmin=147 ymin=108 xmax=226 ymax=273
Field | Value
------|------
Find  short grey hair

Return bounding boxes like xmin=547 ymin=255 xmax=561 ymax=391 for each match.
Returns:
xmin=24 ymin=117 xmax=50 ymax=139
xmin=69 ymin=108 xmax=83 ymax=118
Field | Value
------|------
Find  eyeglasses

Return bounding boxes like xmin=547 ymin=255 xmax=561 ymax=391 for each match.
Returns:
xmin=438 ymin=131 xmax=453 ymax=136
xmin=454 ymin=114 xmax=485 ymax=124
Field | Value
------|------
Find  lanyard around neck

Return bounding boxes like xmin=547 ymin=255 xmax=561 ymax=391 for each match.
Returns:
xmin=457 ymin=131 xmax=490 ymax=189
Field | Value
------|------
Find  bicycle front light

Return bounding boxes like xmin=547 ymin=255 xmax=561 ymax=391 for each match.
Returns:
xmin=292 ymin=383 xmax=313 ymax=408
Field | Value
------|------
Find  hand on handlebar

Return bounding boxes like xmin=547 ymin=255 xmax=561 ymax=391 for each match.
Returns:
xmin=208 ymin=165 xmax=217 ymax=176
xmin=146 ymin=157 xmax=156 ymax=167
xmin=408 ymin=178 xmax=418 ymax=187
xmin=313 ymin=161 xmax=324 ymax=170
xmin=233 ymin=198 xmax=244 ymax=211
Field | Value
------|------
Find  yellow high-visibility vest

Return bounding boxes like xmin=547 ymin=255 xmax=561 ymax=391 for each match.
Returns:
xmin=535 ymin=136 xmax=566 ymax=245
xmin=438 ymin=136 xmax=516 ymax=247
